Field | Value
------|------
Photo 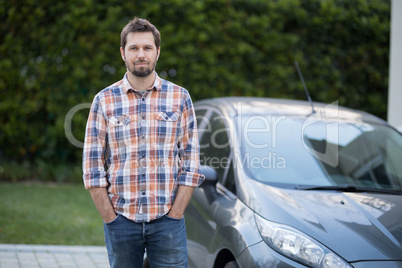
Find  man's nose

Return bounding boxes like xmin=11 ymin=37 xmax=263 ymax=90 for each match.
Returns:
xmin=137 ymin=48 xmax=145 ymax=58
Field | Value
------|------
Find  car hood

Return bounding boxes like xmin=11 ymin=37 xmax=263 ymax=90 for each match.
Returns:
xmin=241 ymin=179 xmax=402 ymax=262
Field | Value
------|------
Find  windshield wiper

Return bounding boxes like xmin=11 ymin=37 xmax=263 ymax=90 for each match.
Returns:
xmin=296 ymin=185 xmax=402 ymax=195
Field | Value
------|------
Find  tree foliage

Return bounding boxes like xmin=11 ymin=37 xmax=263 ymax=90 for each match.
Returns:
xmin=0 ymin=0 xmax=390 ymax=182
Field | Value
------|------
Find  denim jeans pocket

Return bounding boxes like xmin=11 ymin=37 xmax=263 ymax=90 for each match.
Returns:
xmin=164 ymin=215 xmax=184 ymax=221
xmin=105 ymin=214 xmax=121 ymax=225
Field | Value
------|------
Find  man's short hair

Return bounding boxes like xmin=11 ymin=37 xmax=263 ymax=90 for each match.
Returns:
xmin=120 ymin=17 xmax=161 ymax=51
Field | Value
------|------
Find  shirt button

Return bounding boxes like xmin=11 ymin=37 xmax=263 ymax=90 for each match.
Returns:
xmin=142 ymin=192 xmax=146 ymax=195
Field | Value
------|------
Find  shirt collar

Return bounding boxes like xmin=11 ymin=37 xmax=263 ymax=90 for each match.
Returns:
xmin=122 ymin=72 xmax=162 ymax=94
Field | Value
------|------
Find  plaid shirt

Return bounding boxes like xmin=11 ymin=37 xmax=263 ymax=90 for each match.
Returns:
xmin=83 ymin=73 xmax=204 ymax=222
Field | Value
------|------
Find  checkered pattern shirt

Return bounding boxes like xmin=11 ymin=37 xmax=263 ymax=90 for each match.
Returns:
xmin=83 ymin=73 xmax=204 ymax=222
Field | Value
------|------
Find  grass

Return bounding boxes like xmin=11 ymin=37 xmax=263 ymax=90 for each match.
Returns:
xmin=0 ymin=182 xmax=105 ymax=245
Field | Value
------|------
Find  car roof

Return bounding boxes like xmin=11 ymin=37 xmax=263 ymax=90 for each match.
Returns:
xmin=194 ymin=97 xmax=386 ymax=125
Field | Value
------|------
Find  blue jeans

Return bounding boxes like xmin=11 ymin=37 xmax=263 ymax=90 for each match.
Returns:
xmin=103 ymin=214 xmax=188 ymax=268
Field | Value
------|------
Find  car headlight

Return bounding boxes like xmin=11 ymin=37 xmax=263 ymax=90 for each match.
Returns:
xmin=255 ymin=214 xmax=351 ymax=268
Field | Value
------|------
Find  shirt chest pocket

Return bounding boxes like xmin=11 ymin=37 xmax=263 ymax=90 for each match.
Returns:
xmin=154 ymin=110 xmax=180 ymax=144
xmin=108 ymin=115 xmax=134 ymax=147
xmin=154 ymin=111 xmax=180 ymax=122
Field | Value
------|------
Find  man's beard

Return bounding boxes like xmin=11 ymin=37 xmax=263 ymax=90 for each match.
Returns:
xmin=126 ymin=60 xmax=157 ymax=78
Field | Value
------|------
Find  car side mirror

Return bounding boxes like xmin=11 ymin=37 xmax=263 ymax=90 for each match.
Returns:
xmin=201 ymin=165 xmax=218 ymax=186
xmin=200 ymin=165 xmax=219 ymax=204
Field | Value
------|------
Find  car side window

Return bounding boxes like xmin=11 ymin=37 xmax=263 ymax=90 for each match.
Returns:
xmin=195 ymin=109 xmax=208 ymax=140
xmin=224 ymin=161 xmax=236 ymax=194
xmin=199 ymin=111 xmax=231 ymax=181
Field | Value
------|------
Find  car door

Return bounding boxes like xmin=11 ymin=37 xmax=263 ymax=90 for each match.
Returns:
xmin=186 ymin=107 xmax=238 ymax=267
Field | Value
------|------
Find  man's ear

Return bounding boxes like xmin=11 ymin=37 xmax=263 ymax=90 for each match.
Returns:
xmin=120 ymin=47 xmax=125 ymax=61
xmin=156 ymin=47 xmax=161 ymax=61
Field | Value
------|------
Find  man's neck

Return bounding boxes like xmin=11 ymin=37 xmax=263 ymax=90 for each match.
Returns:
xmin=126 ymin=71 xmax=156 ymax=91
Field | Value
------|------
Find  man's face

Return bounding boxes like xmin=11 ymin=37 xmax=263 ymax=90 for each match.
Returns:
xmin=120 ymin=32 xmax=160 ymax=78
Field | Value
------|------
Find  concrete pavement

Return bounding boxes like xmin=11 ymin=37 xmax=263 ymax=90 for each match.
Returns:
xmin=0 ymin=244 xmax=109 ymax=268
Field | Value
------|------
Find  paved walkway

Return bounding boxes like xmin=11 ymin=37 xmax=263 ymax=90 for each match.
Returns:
xmin=0 ymin=244 xmax=109 ymax=268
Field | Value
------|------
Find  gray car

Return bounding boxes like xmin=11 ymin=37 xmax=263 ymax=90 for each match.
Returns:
xmin=184 ymin=97 xmax=402 ymax=268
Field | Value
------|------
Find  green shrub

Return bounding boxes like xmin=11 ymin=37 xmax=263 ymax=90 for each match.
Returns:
xmin=0 ymin=0 xmax=390 ymax=181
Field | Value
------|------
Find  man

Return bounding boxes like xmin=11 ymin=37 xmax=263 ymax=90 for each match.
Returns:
xmin=82 ymin=17 xmax=204 ymax=268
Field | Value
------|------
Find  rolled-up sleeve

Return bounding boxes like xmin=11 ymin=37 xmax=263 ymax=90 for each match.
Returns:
xmin=178 ymin=92 xmax=205 ymax=187
xmin=82 ymin=95 xmax=108 ymax=189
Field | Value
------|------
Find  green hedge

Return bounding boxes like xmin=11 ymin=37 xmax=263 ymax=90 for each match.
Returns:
xmin=0 ymin=0 xmax=390 ymax=182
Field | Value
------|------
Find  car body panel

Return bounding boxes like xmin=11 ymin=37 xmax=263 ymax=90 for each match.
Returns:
xmin=242 ymin=178 xmax=402 ymax=262
xmin=185 ymin=97 xmax=402 ymax=267
xmin=351 ymin=261 xmax=402 ymax=268
xmin=186 ymin=185 xmax=262 ymax=262
xmin=194 ymin=97 xmax=386 ymax=125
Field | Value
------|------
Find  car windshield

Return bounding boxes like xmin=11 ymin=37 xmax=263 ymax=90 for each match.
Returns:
xmin=238 ymin=114 xmax=402 ymax=191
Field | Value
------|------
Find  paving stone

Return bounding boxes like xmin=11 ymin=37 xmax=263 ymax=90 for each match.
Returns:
xmin=0 ymin=244 xmax=108 ymax=268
